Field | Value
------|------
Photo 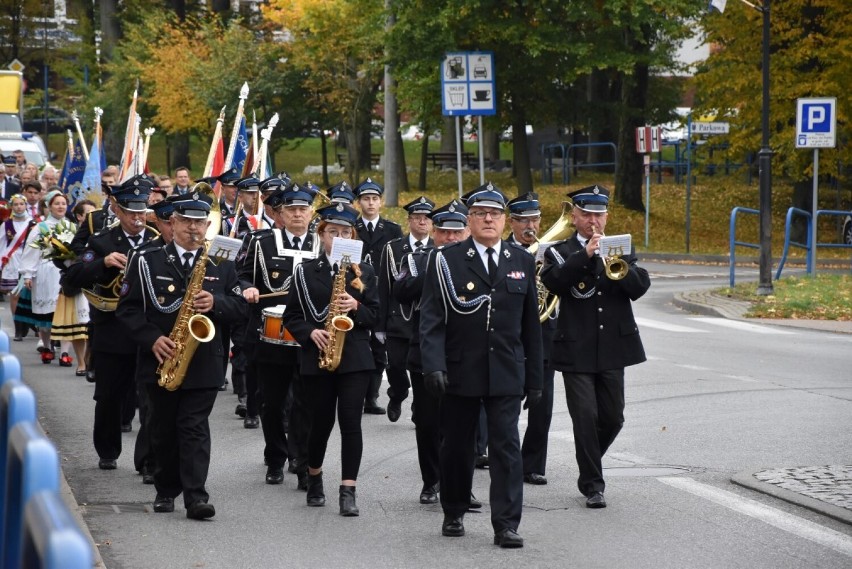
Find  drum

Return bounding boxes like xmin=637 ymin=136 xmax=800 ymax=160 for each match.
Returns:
xmin=260 ymin=305 xmax=299 ymax=346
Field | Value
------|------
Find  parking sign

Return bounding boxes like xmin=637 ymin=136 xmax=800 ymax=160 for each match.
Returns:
xmin=796 ymin=97 xmax=836 ymax=148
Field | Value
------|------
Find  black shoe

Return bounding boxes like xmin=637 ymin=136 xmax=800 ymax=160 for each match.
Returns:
xmin=235 ymin=396 xmax=247 ymax=418
xmin=586 ymin=491 xmax=606 ymax=509
xmin=475 ymin=454 xmax=489 ymax=469
xmin=363 ymin=400 xmax=386 ymax=415
xmin=523 ymin=473 xmax=548 ymax=485
xmin=441 ymin=514 xmax=465 ymax=537
xmin=244 ymin=416 xmax=259 ymax=429
xmin=419 ymin=482 xmax=439 ymax=504
xmin=141 ymin=465 xmax=155 ymax=485
xmin=387 ymin=399 xmax=402 ymax=422
xmin=288 ymin=459 xmax=298 ymax=474
xmin=98 ymin=458 xmax=117 ymax=470
xmin=219 ymin=379 xmax=229 ymax=391
xmin=85 ymin=370 xmax=96 ymax=383
xmin=339 ymin=485 xmax=359 ymax=517
xmin=468 ymin=492 xmax=482 ymax=509
xmin=306 ymin=472 xmax=325 ymax=506
xmin=296 ymin=469 xmax=309 ymax=491
xmin=266 ymin=466 xmax=285 ymax=485
xmin=121 ymin=423 xmax=132 ymax=433
xmin=186 ymin=500 xmax=216 ymax=520
xmin=12 ymin=336 xmax=22 ymax=342
xmin=152 ymin=495 xmax=174 ymax=513
xmin=494 ymin=528 xmax=524 ymax=548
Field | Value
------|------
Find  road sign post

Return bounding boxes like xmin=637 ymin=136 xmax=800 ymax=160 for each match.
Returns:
xmin=635 ymin=126 xmax=660 ymax=249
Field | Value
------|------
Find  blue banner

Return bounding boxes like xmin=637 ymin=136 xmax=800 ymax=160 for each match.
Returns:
xmin=232 ymin=117 xmax=249 ymax=175
xmin=62 ymin=140 xmax=88 ymax=207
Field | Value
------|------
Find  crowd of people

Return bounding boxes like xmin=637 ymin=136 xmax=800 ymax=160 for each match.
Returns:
xmin=4 ymin=148 xmax=651 ymax=547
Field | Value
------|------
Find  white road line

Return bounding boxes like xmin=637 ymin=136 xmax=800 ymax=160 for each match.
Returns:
xmin=676 ymin=364 xmax=712 ymax=371
xmin=721 ymin=374 xmax=762 ymax=383
xmin=687 ymin=317 xmax=796 ymax=335
xmin=635 ymin=317 xmax=708 ymax=333
xmin=659 ymin=477 xmax=852 ymax=557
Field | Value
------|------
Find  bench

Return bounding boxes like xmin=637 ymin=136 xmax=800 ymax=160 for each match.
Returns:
xmin=336 ymin=153 xmax=382 ymax=168
xmin=426 ymin=152 xmax=478 ymax=169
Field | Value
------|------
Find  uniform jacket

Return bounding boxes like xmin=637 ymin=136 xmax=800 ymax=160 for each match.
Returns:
xmin=238 ymin=228 xmax=315 ymax=363
xmin=63 ymin=225 xmax=158 ymax=354
xmin=69 ymin=208 xmax=110 ymax=256
xmin=377 ymin=235 xmax=433 ymax=338
xmin=354 ymin=216 xmax=402 ymax=267
xmin=419 ymin=237 xmax=543 ymax=398
xmin=116 ymin=241 xmax=247 ymax=388
xmin=1 ymin=178 xmax=20 ymax=200
xmin=392 ymin=247 xmax=432 ymax=373
xmin=283 ymin=253 xmax=379 ymax=376
xmin=540 ymin=233 xmax=650 ymax=373
xmin=507 ymin=232 xmax=557 ymax=365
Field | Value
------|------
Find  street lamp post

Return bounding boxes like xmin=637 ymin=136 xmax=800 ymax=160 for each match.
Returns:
xmin=756 ymin=0 xmax=774 ymax=295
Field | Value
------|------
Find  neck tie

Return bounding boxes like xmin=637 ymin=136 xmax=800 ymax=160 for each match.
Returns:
xmin=182 ymin=251 xmax=194 ymax=272
xmin=367 ymin=222 xmax=374 ymax=237
xmin=486 ymin=247 xmax=498 ymax=284
xmin=128 ymin=235 xmax=140 ymax=248
xmin=292 ymin=236 xmax=300 ymax=249
xmin=414 ymin=240 xmax=423 ymax=250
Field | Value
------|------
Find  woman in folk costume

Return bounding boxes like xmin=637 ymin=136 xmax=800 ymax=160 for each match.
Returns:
xmin=1 ymin=194 xmax=34 ymax=340
xmin=18 ymin=190 xmax=68 ymax=363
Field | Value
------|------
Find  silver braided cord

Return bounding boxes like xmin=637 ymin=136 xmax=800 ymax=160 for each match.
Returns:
xmin=434 ymin=251 xmax=492 ymax=330
xmin=295 ymin=263 xmax=330 ymax=322
xmin=139 ymin=255 xmax=183 ymax=313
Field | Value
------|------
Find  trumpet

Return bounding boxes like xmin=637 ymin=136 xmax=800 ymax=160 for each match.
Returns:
xmin=592 ymin=224 xmax=628 ymax=281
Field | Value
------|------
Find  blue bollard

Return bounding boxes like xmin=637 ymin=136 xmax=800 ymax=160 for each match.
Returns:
xmin=0 ymin=379 xmax=36 ymax=521
xmin=0 ymin=331 xmax=9 ymax=354
xmin=0 ymin=353 xmax=22 ymax=389
xmin=22 ymin=491 xmax=94 ymax=569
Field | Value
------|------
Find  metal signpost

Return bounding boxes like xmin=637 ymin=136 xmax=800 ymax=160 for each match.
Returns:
xmin=795 ymin=97 xmax=837 ymax=275
xmin=635 ymin=126 xmax=660 ymax=248
xmin=441 ymin=51 xmax=496 ymax=196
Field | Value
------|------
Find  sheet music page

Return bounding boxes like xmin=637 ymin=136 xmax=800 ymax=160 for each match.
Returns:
xmin=535 ymin=241 xmax=557 ymax=263
xmin=599 ymin=234 xmax=632 ymax=257
xmin=329 ymin=237 xmax=364 ymax=267
xmin=209 ymin=235 xmax=244 ymax=261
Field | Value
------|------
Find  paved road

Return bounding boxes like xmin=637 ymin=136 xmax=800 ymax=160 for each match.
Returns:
xmin=5 ymin=260 xmax=852 ymax=569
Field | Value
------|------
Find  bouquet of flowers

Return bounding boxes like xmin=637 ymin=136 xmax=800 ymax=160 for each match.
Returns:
xmin=29 ymin=219 xmax=77 ymax=262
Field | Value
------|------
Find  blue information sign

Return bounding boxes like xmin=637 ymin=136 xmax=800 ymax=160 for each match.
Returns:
xmin=441 ymin=51 xmax=496 ymax=116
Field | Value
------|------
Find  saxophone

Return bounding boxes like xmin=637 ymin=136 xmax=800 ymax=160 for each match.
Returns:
xmin=318 ymin=254 xmax=356 ymax=372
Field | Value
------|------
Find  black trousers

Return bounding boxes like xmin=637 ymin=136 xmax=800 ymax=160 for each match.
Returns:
xmin=385 ymin=336 xmax=411 ymax=402
xmin=133 ymin=380 xmax=153 ymax=473
xmin=521 ymin=365 xmax=555 ymax=475
xmin=92 ymin=350 xmax=137 ymax=460
xmin=409 ymin=371 xmax=439 ymax=487
xmin=304 ymin=370 xmax=370 ymax=481
xmin=562 ymin=369 xmax=625 ymax=496
xmin=146 ymin=384 xmax=218 ymax=508
xmin=257 ymin=359 xmax=298 ymax=469
xmin=440 ymin=394 xmax=523 ymax=533
xmin=286 ymin=370 xmax=311 ymax=471
xmin=366 ymin=334 xmax=386 ymax=403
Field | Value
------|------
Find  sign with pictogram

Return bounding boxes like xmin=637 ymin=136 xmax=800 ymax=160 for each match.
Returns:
xmin=796 ymin=97 xmax=836 ymax=149
xmin=635 ymin=126 xmax=660 ymax=153
xmin=441 ymin=52 xmax=496 ymax=117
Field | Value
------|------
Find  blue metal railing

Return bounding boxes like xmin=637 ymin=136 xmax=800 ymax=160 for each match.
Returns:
xmin=565 ymin=143 xmax=618 ymax=183
xmin=729 ymin=207 xmax=761 ymax=288
xmin=776 ymin=208 xmax=852 ymax=279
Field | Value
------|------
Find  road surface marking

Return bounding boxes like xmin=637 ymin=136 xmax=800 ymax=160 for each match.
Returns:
xmin=687 ymin=317 xmax=796 ymax=335
xmin=635 ymin=317 xmax=708 ymax=333
xmin=659 ymin=477 xmax=852 ymax=557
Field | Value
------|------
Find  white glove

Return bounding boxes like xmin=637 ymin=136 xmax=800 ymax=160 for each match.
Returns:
xmin=374 ymin=332 xmax=386 ymax=344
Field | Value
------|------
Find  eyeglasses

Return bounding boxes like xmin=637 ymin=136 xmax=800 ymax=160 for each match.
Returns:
xmin=175 ymin=216 xmax=207 ymax=226
xmin=324 ymin=229 xmax=353 ymax=238
xmin=469 ymin=210 xmax=504 ymax=220
xmin=510 ymin=216 xmax=540 ymax=225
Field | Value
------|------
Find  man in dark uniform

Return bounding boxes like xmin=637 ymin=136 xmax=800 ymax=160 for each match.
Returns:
xmin=69 ymin=184 xmax=115 ymax=256
xmin=377 ymin=195 xmax=434 ymax=423
xmin=353 ymin=177 xmax=402 ymax=415
xmin=420 ymin=183 xmax=543 ymax=548
xmin=540 ymin=185 xmax=650 ymax=509
xmin=63 ymin=174 xmax=159 ymax=470
xmin=393 ymin=199 xmax=468 ymax=504
xmin=217 ymin=167 xmax=242 ymax=236
xmin=506 ymin=192 xmax=557 ymax=486
xmin=117 ymin=191 xmax=247 ymax=519
xmin=239 ymin=184 xmax=316 ymax=488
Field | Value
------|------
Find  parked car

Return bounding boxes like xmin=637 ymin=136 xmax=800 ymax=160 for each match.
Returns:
xmin=23 ymin=107 xmax=74 ymax=134
xmin=0 ymin=136 xmax=48 ymax=168
xmin=844 ymin=214 xmax=852 ymax=245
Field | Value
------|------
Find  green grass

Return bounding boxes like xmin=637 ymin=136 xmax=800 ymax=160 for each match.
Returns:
xmin=721 ymin=274 xmax=852 ymax=321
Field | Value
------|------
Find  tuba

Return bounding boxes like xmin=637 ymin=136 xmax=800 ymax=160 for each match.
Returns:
xmin=156 ymin=183 xmax=221 ymax=390
xmin=318 ymin=254 xmax=355 ymax=372
xmin=526 ymin=201 xmax=574 ymax=322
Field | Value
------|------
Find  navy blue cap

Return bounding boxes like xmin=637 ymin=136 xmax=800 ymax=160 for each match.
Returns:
xmin=507 ymin=192 xmax=541 ymax=217
xmin=273 ymin=171 xmax=292 ymax=188
xmin=430 ymin=199 xmax=468 ymax=230
xmin=403 ymin=196 xmax=435 ymax=215
xmin=354 ymin=177 xmax=383 ymax=197
xmin=259 ymin=176 xmax=287 ymax=194
xmin=281 ymin=185 xmax=315 ymax=207
xmin=317 ymin=203 xmax=358 ymax=227
xmin=568 ymin=185 xmax=609 ymax=212
xmin=217 ymin=167 xmax=241 ymax=185
xmin=235 ymin=176 xmax=260 ymax=193
xmin=151 ymin=198 xmax=175 ymax=220
xmin=112 ymin=174 xmax=155 ymax=211
xmin=171 ymin=189 xmax=213 ymax=219
xmin=464 ymin=182 xmax=506 ymax=210
xmin=327 ymin=181 xmax=355 ymax=204
xmin=300 ymin=181 xmax=320 ymax=199
xmin=2 ymin=155 xmax=16 ymax=165
xmin=263 ymin=188 xmax=288 ymax=209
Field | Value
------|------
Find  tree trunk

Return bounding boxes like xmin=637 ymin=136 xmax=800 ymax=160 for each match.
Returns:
xmin=393 ymin=129 xmax=409 ymax=194
xmin=512 ymin=114 xmax=533 ymax=196
xmin=320 ymin=131 xmax=329 ymax=187
xmin=98 ymin=0 xmax=121 ymax=61
xmin=482 ymin=128 xmax=499 ymax=166
xmin=418 ymin=134 xmax=429 ymax=192
xmin=170 ymin=133 xmax=191 ymax=174
xmin=440 ymin=116 xmax=457 ymax=153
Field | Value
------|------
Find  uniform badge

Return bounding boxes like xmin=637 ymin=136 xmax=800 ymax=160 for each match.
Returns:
xmin=458 ymin=296 xmax=466 ymax=302
xmin=508 ymin=271 xmax=525 ymax=280
xmin=167 ymin=284 xmax=175 ymax=292
xmin=157 ymin=296 xmax=165 ymax=303
xmin=503 ymin=249 xmax=511 ymax=259
xmin=578 ymin=282 xmax=585 ymax=290
xmin=466 ymin=248 xmax=475 ymax=257
xmin=466 ymin=282 xmax=475 ymax=291
xmin=272 ymin=271 xmax=280 ymax=279
xmin=119 ymin=282 xmax=130 ymax=296
xmin=82 ymin=251 xmax=95 ymax=263
xmin=232 ymin=285 xmax=242 ymax=295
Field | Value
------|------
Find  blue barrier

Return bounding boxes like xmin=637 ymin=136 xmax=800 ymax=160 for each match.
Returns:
xmin=0 ymin=331 xmax=9 ymax=355
xmin=0 ymin=379 xmax=36 ymax=518
xmin=0 ymin=352 xmax=22 ymax=389
xmin=565 ymin=143 xmax=618 ymax=184
xmin=2 ymin=421 xmax=60 ymax=569
xmin=729 ymin=207 xmax=761 ymax=288
xmin=22 ymin=491 xmax=93 ymax=569
xmin=776 ymin=207 xmax=812 ymax=280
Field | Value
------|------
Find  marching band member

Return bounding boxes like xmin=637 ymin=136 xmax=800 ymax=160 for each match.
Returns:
xmin=540 ymin=185 xmax=650 ymax=509
xmin=419 ymin=183 xmax=542 ymax=548
xmin=353 ymin=178 xmax=402 ymax=415
xmin=283 ymin=203 xmax=379 ymax=517
xmin=377 ymin=196 xmax=434 ymax=422
xmin=392 ymin=199 xmax=468 ymax=504
xmin=238 ymin=184 xmax=316 ymax=488
xmin=117 ymin=191 xmax=247 ymax=520
xmin=63 ymin=175 xmax=159 ymax=470
xmin=217 ymin=167 xmax=242 ymax=236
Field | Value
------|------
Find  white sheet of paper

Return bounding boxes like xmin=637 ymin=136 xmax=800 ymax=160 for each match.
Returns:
xmin=329 ymin=237 xmax=364 ymax=267
xmin=535 ymin=241 xmax=557 ymax=263
xmin=599 ymin=234 xmax=632 ymax=257
xmin=209 ymin=235 xmax=243 ymax=261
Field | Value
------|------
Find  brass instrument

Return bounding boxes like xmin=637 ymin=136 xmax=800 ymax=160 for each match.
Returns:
xmin=81 ymin=273 xmax=123 ymax=311
xmin=318 ymin=254 xmax=355 ymax=372
xmin=156 ymin=182 xmax=221 ymax=390
xmin=526 ymin=202 xmax=573 ymax=322
xmin=592 ymin=223 xmax=629 ymax=281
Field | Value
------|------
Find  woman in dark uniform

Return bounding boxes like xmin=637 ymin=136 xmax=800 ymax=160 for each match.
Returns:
xmin=283 ymin=203 xmax=379 ymax=516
